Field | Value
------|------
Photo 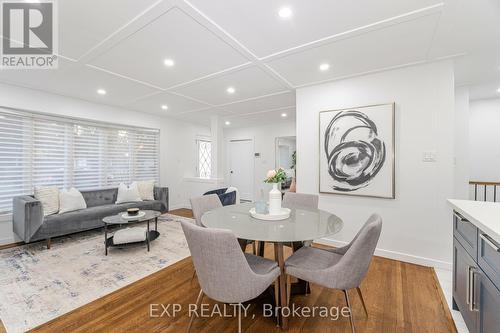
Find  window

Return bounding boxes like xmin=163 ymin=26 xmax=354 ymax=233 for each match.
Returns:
xmin=0 ymin=108 xmax=160 ymax=220
xmin=197 ymin=139 xmax=212 ymax=179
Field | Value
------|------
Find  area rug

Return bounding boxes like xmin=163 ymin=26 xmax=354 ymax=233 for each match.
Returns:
xmin=0 ymin=214 xmax=192 ymax=333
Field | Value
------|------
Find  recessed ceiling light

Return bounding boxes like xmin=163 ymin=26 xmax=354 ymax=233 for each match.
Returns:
xmin=97 ymin=89 xmax=106 ymax=95
xmin=161 ymin=104 xmax=168 ymax=110
xmin=319 ymin=63 xmax=330 ymax=71
xmin=225 ymin=121 xmax=231 ymax=125
xmin=281 ymin=113 xmax=287 ymax=118
xmin=278 ymin=7 xmax=293 ymax=19
xmin=226 ymin=87 xmax=235 ymax=94
xmin=163 ymin=58 xmax=175 ymax=67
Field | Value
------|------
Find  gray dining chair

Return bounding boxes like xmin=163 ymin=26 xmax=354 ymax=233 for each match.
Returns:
xmin=285 ymin=214 xmax=382 ymax=333
xmin=190 ymin=194 xmax=222 ymax=227
xmin=190 ymin=194 xmax=256 ymax=256
xmin=282 ymin=192 xmax=319 ymax=209
xmin=180 ymin=221 xmax=281 ymax=332
xmin=282 ymin=192 xmax=319 ymax=249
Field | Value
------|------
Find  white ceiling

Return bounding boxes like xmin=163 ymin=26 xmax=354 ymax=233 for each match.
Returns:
xmin=0 ymin=0 xmax=499 ymax=127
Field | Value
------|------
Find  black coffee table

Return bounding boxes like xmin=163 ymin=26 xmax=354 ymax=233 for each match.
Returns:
xmin=102 ymin=210 xmax=161 ymax=255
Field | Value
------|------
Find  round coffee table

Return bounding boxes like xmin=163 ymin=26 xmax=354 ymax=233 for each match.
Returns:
xmin=102 ymin=210 xmax=161 ymax=255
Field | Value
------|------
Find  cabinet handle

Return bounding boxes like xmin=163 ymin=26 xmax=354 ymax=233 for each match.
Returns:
xmin=470 ymin=268 xmax=480 ymax=312
xmin=480 ymin=234 xmax=500 ymax=252
xmin=466 ymin=266 xmax=471 ymax=306
xmin=453 ymin=211 xmax=469 ymax=223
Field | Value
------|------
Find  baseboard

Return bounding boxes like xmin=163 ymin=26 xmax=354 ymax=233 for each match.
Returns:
xmin=169 ymin=203 xmax=191 ymax=211
xmin=0 ymin=240 xmax=24 ymax=250
xmin=314 ymin=238 xmax=452 ymax=270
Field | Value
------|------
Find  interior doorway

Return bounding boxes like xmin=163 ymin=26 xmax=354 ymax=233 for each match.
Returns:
xmin=226 ymin=139 xmax=254 ymax=201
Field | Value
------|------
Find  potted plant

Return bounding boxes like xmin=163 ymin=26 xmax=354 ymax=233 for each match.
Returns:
xmin=264 ymin=168 xmax=286 ymax=215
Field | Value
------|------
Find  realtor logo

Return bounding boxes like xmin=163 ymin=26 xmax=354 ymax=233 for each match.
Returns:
xmin=1 ymin=0 xmax=58 ymax=69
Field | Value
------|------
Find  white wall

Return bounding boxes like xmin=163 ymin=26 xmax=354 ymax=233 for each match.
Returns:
xmin=224 ymin=120 xmax=296 ymax=200
xmin=469 ymin=98 xmax=500 ymax=182
xmin=296 ymin=61 xmax=455 ymax=268
xmin=454 ymin=87 xmax=470 ymax=199
xmin=0 ymin=83 xmax=209 ymax=244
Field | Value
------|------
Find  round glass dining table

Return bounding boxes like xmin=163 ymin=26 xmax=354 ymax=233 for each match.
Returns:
xmin=201 ymin=202 xmax=343 ymax=329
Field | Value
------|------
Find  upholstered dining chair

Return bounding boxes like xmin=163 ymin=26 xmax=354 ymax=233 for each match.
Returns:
xmin=282 ymin=192 xmax=319 ymax=209
xmin=190 ymin=194 xmax=222 ymax=227
xmin=282 ymin=192 xmax=319 ymax=250
xmin=190 ymin=194 xmax=256 ymax=255
xmin=285 ymin=214 xmax=382 ymax=333
xmin=181 ymin=221 xmax=281 ymax=333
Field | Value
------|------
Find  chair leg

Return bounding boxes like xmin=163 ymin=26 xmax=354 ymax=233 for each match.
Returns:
xmin=274 ymin=278 xmax=280 ymax=326
xmin=343 ymin=289 xmax=355 ymax=333
xmin=252 ymin=241 xmax=256 ymax=255
xmin=238 ymin=303 xmax=242 ymax=333
xmin=46 ymin=238 xmax=51 ymax=249
xmin=356 ymin=286 xmax=368 ymax=317
xmin=286 ymin=275 xmax=291 ymax=307
xmin=187 ymin=289 xmax=204 ymax=333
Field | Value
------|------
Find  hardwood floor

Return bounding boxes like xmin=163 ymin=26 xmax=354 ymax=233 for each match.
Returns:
xmin=28 ymin=239 xmax=457 ymax=332
xmin=169 ymin=208 xmax=194 ymax=219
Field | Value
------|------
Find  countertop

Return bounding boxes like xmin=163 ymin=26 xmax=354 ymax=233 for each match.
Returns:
xmin=448 ymin=199 xmax=500 ymax=244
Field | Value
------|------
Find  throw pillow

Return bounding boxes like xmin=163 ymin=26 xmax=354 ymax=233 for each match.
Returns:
xmin=116 ymin=183 xmax=142 ymax=204
xmin=59 ymin=188 xmax=87 ymax=214
xmin=133 ymin=180 xmax=155 ymax=201
xmin=225 ymin=186 xmax=240 ymax=204
xmin=34 ymin=186 xmax=59 ymax=216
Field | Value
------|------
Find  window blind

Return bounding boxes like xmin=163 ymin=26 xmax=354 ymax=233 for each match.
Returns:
xmin=0 ymin=108 xmax=160 ymax=220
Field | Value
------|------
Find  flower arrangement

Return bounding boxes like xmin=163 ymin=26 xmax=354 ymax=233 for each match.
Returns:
xmin=264 ymin=168 xmax=287 ymax=183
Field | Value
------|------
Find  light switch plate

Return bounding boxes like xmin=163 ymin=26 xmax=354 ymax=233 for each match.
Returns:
xmin=422 ymin=151 xmax=437 ymax=162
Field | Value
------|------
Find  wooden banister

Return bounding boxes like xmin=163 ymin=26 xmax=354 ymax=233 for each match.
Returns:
xmin=469 ymin=181 xmax=500 ymax=186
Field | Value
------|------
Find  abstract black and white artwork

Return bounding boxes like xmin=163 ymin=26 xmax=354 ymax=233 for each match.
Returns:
xmin=319 ymin=103 xmax=395 ymax=198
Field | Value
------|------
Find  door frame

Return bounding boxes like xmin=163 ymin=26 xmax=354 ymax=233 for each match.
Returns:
xmin=225 ymin=137 xmax=255 ymax=201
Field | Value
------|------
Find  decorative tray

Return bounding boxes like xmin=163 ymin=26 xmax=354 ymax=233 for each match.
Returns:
xmin=120 ymin=211 xmax=146 ymax=221
xmin=249 ymin=207 xmax=291 ymax=221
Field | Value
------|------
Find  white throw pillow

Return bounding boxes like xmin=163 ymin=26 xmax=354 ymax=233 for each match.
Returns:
xmin=116 ymin=183 xmax=142 ymax=204
xmin=133 ymin=180 xmax=155 ymax=201
xmin=59 ymin=188 xmax=87 ymax=214
xmin=34 ymin=186 xmax=59 ymax=216
xmin=225 ymin=186 xmax=240 ymax=204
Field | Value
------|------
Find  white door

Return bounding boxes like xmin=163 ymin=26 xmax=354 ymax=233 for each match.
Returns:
xmin=227 ymin=139 xmax=254 ymax=201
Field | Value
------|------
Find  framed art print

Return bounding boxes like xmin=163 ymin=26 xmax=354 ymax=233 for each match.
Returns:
xmin=319 ymin=103 xmax=395 ymax=199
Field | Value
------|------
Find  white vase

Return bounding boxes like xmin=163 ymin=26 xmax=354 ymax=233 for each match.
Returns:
xmin=268 ymin=183 xmax=282 ymax=215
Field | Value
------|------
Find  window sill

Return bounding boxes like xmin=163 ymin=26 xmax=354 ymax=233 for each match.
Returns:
xmin=183 ymin=177 xmax=224 ymax=184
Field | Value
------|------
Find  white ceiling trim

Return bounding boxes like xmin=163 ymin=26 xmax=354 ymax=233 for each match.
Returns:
xmin=76 ymin=0 xmax=175 ymax=63
xmin=259 ymin=3 xmax=445 ymax=62
xmin=164 ymin=62 xmax=253 ymax=90
xmin=85 ymin=64 xmax=164 ymax=91
xmin=225 ymin=105 xmax=296 ymax=119
xmin=178 ymin=0 xmax=295 ymax=90
xmin=215 ymin=90 xmax=293 ymax=108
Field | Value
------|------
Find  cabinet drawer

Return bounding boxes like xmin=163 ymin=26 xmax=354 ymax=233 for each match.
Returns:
xmin=453 ymin=210 xmax=478 ymax=260
xmin=478 ymin=232 xmax=500 ymax=289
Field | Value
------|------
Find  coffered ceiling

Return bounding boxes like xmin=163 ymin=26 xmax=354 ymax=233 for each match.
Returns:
xmin=0 ymin=0 xmax=499 ymax=127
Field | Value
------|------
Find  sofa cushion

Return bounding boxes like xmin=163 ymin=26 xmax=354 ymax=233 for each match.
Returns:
xmin=116 ymin=183 xmax=142 ymax=204
xmin=59 ymin=188 xmax=87 ymax=214
xmin=34 ymin=186 xmax=59 ymax=216
xmin=81 ymin=188 xmax=118 ymax=208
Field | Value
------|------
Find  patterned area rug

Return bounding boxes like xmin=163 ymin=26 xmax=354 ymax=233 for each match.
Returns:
xmin=0 ymin=214 xmax=192 ymax=333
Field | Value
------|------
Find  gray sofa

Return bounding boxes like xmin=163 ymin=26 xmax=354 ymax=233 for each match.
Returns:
xmin=12 ymin=186 xmax=168 ymax=247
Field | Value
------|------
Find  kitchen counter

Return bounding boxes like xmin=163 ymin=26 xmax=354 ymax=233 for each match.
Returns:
xmin=448 ymin=199 xmax=500 ymax=244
